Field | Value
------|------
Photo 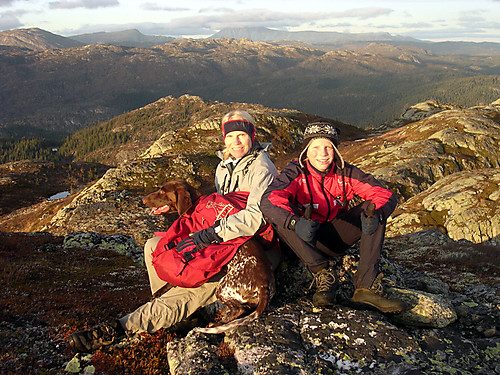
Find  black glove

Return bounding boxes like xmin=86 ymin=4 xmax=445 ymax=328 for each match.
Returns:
xmin=176 ymin=225 xmax=222 ymax=255
xmin=289 ymin=216 xmax=320 ymax=242
xmin=361 ymin=203 xmax=379 ymax=235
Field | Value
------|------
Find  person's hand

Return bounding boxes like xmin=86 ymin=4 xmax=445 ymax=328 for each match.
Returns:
xmin=176 ymin=225 xmax=222 ymax=259
xmin=289 ymin=216 xmax=320 ymax=242
xmin=361 ymin=203 xmax=379 ymax=235
xmin=176 ymin=237 xmax=200 ymax=261
xmin=192 ymin=225 xmax=222 ymax=245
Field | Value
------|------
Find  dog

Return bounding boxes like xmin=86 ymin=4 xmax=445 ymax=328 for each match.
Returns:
xmin=143 ymin=179 xmax=202 ymax=217
xmin=143 ymin=179 xmax=276 ymax=334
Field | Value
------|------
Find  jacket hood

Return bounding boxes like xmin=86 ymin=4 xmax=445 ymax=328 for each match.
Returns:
xmin=298 ymin=140 xmax=344 ymax=170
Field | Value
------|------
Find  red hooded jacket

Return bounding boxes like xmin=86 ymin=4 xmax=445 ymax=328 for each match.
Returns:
xmin=261 ymin=159 xmax=397 ymax=229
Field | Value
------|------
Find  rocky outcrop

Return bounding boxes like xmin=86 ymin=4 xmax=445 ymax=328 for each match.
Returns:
xmin=159 ymin=231 xmax=498 ymax=374
xmin=41 ymin=157 xmax=189 ymax=246
xmin=33 ymin=99 xmax=500 ymax=249
xmin=3 ymin=98 xmax=500 ymax=374
xmin=399 ymin=100 xmax=457 ymax=123
xmin=387 ymin=168 xmax=500 ymax=243
xmin=63 ymin=232 xmax=144 ymax=265
xmin=40 ymin=103 xmax=355 ymax=245
xmin=341 ymin=102 xmax=500 ymax=203
xmin=55 ymin=230 xmax=498 ymax=375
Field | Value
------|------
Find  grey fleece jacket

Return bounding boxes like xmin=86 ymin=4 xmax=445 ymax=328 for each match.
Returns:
xmin=214 ymin=143 xmax=278 ymax=241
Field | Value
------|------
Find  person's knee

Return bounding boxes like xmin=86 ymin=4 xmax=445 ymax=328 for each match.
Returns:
xmin=144 ymin=237 xmax=161 ymax=256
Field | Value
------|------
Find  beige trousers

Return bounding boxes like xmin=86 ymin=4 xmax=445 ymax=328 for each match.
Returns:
xmin=119 ymin=237 xmax=280 ymax=334
xmin=119 ymin=236 xmax=219 ymax=333
xmin=144 ymin=236 xmax=167 ymax=295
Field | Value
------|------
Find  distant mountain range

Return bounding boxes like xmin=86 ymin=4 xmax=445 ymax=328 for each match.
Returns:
xmin=211 ymin=27 xmax=500 ymax=56
xmin=0 ymin=27 xmax=174 ymax=50
xmin=70 ymin=29 xmax=174 ymax=48
xmin=2 ymin=27 xmax=500 ymax=55
xmin=0 ymin=27 xmax=499 ymax=142
xmin=0 ymin=28 xmax=83 ymax=50
xmin=210 ymin=27 xmax=417 ymax=43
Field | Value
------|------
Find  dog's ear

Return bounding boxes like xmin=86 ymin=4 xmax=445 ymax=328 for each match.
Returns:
xmin=175 ymin=181 xmax=193 ymax=216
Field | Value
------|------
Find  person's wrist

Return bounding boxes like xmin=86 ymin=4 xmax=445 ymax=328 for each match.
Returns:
xmin=288 ymin=215 xmax=300 ymax=230
xmin=210 ymin=224 xmax=222 ymax=243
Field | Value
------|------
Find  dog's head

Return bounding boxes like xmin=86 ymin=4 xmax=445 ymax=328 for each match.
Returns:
xmin=143 ymin=179 xmax=198 ymax=216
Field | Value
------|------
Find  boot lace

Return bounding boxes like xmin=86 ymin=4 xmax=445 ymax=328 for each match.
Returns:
xmin=311 ymin=268 xmax=336 ymax=293
xmin=370 ymin=273 xmax=396 ymax=295
xmin=90 ymin=322 xmax=117 ymax=344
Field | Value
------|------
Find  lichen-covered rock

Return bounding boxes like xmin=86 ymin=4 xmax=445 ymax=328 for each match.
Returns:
xmin=159 ymin=244 xmax=498 ymax=374
xmin=387 ymin=288 xmax=457 ymax=328
xmin=41 ymin=157 xmax=196 ymax=246
xmin=63 ymin=231 xmax=144 ymax=265
xmin=166 ymin=330 xmax=229 ymax=375
xmin=401 ymin=101 xmax=457 ymax=122
xmin=387 ymin=168 xmax=500 ymax=243
xmin=164 ymin=287 xmax=498 ymax=375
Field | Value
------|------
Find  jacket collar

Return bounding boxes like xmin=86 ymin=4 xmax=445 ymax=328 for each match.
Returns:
xmin=305 ymin=160 xmax=337 ymax=179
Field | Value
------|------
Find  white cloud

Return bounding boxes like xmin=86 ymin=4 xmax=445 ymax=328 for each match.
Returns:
xmin=155 ymin=8 xmax=394 ymax=34
xmin=0 ymin=11 xmax=22 ymax=29
xmin=2 ymin=1 xmax=499 ymax=42
xmin=49 ymin=0 xmax=119 ymax=10
xmin=141 ymin=3 xmax=189 ymax=12
xmin=0 ymin=0 xmax=15 ymax=7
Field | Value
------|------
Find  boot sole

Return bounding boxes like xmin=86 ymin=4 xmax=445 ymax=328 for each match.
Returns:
xmin=350 ymin=292 xmax=405 ymax=314
xmin=68 ymin=332 xmax=90 ymax=353
xmin=351 ymin=298 xmax=404 ymax=314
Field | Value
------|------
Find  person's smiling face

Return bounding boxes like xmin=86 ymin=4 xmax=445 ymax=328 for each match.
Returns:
xmin=224 ymin=130 xmax=252 ymax=159
xmin=306 ymin=138 xmax=334 ymax=172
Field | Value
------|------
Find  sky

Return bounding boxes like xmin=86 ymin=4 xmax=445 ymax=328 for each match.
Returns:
xmin=1 ymin=0 xmax=500 ymax=42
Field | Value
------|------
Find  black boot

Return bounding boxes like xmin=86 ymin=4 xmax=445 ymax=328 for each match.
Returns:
xmin=312 ymin=267 xmax=338 ymax=307
xmin=350 ymin=273 xmax=405 ymax=314
xmin=68 ymin=320 xmax=125 ymax=353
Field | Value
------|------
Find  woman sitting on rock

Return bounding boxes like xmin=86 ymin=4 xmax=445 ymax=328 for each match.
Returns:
xmin=67 ymin=110 xmax=280 ymax=353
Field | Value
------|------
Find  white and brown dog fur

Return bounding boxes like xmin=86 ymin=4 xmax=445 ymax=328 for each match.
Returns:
xmin=143 ymin=179 xmax=276 ymax=334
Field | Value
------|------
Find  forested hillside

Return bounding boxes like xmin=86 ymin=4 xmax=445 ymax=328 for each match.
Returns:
xmin=1 ymin=34 xmax=499 ymax=151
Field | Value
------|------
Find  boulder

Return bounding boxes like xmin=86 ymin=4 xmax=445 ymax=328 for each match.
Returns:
xmin=387 ymin=288 xmax=457 ymax=328
xmin=341 ymin=105 xmax=500 ymax=200
xmin=387 ymin=168 xmax=500 ymax=243
xmin=63 ymin=231 xmax=143 ymax=265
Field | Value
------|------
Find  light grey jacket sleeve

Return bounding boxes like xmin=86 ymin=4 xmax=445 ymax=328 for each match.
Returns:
xmin=215 ymin=149 xmax=278 ymax=242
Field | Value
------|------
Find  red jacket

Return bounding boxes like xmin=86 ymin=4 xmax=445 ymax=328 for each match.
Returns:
xmin=152 ymin=191 xmax=275 ymax=288
xmin=261 ymin=160 xmax=397 ymax=229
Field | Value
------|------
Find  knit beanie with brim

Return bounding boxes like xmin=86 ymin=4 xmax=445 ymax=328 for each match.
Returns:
xmin=299 ymin=121 xmax=344 ymax=169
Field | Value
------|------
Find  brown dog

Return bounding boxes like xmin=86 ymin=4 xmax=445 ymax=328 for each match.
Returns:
xmin=143 ymin=179 xmax=276 ymax=334
xmin=143 ymin=179 xmax=202 ymax=217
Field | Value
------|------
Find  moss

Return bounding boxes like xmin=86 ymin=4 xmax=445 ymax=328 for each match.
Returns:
xmin=92 ymin=330 xmax=177 ymax=374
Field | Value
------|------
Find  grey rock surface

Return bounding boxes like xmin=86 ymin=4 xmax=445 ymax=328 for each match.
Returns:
xmin=387 ymin=168 xmax=500 ymax=243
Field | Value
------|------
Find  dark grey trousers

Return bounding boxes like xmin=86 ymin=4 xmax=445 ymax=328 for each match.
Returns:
xmin=273 ymin=201 xmax=386 ymax=289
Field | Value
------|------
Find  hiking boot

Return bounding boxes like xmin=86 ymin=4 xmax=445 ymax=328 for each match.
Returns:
xmin=68 ymin=320 xmax=124 ymax=353
xmin=350 ymin=274 xmax=405 ymax=314
xmin=312 ymin=267 xmax=338 ymax=307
